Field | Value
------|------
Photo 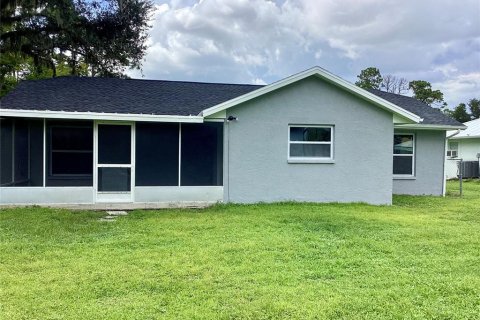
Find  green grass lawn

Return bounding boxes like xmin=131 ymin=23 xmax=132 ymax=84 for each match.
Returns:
xmin=1 ymin=181 xmax=479 ymax=319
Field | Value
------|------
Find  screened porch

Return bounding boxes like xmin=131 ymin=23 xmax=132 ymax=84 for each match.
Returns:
xmin=0 ymin=117 xmax=224 ymax=205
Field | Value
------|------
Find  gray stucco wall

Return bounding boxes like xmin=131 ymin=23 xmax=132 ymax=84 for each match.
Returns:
xmin=224 ymin=76 xmax=394 ymax=205
xmin=393 ymin=129 xmax=446 ymax=196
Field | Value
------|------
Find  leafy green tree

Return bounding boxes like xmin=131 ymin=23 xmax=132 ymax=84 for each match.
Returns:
xmin=355 ymin=67 xmax=383 ymax=90
xmin=0 ymin=0 xmax=152 ymax=96
xmin=468 ymin=98 xmax=480 ymax=119
xmin=449 ymin=103 xmax=471 ymax=123
xmin=408 ymin=80 xmax=445 ymax=107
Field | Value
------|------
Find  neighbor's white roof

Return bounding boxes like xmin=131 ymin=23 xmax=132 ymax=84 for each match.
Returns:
xmin=448 ymin=118 xmax=480 ymax=139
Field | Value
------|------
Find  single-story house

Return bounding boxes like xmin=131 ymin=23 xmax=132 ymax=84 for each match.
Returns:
xmin=445 ymin=118 xmax=480 ymax=179
xmin=0 ymin=67 xmax=465 ymax=207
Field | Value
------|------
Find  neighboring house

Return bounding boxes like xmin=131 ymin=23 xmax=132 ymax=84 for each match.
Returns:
xmin=445 ymin=118 xmax=480 ymax=179
xmin=0 ymin=67 xmax=465 ymax=207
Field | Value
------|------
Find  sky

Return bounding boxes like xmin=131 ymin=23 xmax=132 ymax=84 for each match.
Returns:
xmin=128 ymin=0 xmax=480 ymax=109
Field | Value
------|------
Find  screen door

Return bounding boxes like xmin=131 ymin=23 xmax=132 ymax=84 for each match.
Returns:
xmin=95 ymin=123 xmax=134 ymax=202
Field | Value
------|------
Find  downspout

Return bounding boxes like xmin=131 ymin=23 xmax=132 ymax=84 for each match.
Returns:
xmin=446 ymin=129 xmax=460 ymax=139
xmin=443 ymin=129 xmax=461 ymax=196
xmin=442 ymin=133 xmax=448 ymax=197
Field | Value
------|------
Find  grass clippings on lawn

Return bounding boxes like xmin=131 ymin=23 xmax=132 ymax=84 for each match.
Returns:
xmin=1 ymin=180 xmax=479 ymax=319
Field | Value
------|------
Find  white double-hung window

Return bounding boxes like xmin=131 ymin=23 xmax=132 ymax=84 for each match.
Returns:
xmin=288 ymin=125 xmax=334 ymax=162
xmin=393 ymin=134 xmax=415 ymax=176
xmin=447 ymin=141 xmax=458 ymax=158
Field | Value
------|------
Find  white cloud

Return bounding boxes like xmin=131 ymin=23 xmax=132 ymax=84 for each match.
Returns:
xmin=252 ymin=78 xmax=267 ymax=85
xmin=327 ymin=38 xmax=359 ymax=60
xmin=434 ymin=72 xmax=480 ymax=107
xmin=131 ymin=0 xmax=480 ymax=103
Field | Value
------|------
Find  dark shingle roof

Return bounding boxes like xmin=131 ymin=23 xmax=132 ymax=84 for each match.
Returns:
xmin=0 ymin=77 xmax=262 ymax=116
xmin=0 ymin=76 xmax=463 ymax=127
xmin=367 ymin=89 xmax=463 ymax=126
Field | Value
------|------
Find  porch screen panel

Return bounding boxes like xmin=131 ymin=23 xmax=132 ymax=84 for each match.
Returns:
xmin=135 ymin=122 xmax=179 ymax=186
xmin=98 ymin=167 xmax=131 ymax=191
xmin=0 ymin=118 xmax=13 ymax=185
xmin=181 ymin=123 xmax=223 ymax=186
xmin=14 ymin=119 xmax=29 ymax=183
xmin=28 ymin=120 xmax=44 ymax=186
xmin=46 ymin=120 xmax=93 ymax=186
xmin=0 ymin=118 xmax=44 ymax=187
xmin=98 ymin=125 xmax=131 ymax=164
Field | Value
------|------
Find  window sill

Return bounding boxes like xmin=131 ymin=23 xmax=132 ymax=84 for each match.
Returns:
xmin=393 ymin=176 xmax=416 ymax=180
xmin=288 ymin=159 xmax=335 ymax=164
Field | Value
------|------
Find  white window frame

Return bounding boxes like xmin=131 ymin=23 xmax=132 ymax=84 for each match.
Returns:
xmin=393 ymin=133 xmax=415 ymax=177
xmin=288 ymin=125 xmax=334 ymax=163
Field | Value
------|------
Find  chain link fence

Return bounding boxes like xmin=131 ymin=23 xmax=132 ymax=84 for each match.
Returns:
xmin=446 ymin=159 xmax=480 ymax=196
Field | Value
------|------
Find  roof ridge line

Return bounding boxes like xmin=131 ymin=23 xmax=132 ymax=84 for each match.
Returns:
xmin=24 ymin=76 xmax=266 ymax=87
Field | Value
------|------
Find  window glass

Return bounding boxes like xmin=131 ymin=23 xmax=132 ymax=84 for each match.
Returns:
xmin=98 ymin=167 xmax=131 ymax=191
xmin=290 ymin=127 xmax=331 ymax=142
xmin=393 ymin=134 xmax=414 ymax=176
xmin=290 ymin=144 xmax=330 ymax=158
xmin=288 ymin=126 xmax=333 ymax=160
xmin=98 ymin=125 xmax=131 ymax=164
xmin=136 ymin=122 xmax=179 ymax=186
xmin=393 ymin=156 xmax=413 ymax=175
xmin=393 ymin=135 xmax=413 ymax=154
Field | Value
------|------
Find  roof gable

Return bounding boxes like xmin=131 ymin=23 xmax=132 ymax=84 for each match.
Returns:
xmin=201 ymin=66 xmax=421 ymax=124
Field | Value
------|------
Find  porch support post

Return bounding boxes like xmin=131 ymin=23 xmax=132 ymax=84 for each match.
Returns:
xmin=178 ymin=123 xmax=182 ymax=187
xmin=93 ymin=121 xmax=98 ymax=201
xmin=11 ymin=120 xmax=15 ymax=183
xmin=223 ymin=119 xmax=229 ymax=202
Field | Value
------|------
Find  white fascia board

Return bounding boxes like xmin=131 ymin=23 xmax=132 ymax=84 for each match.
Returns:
xmin=200 ymin=66 xmax=422 ymax=123
xmin=395 ymin=124 xmax=467 ymax=130
xmin=0 ymin=108 xmax=204 ymax=123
